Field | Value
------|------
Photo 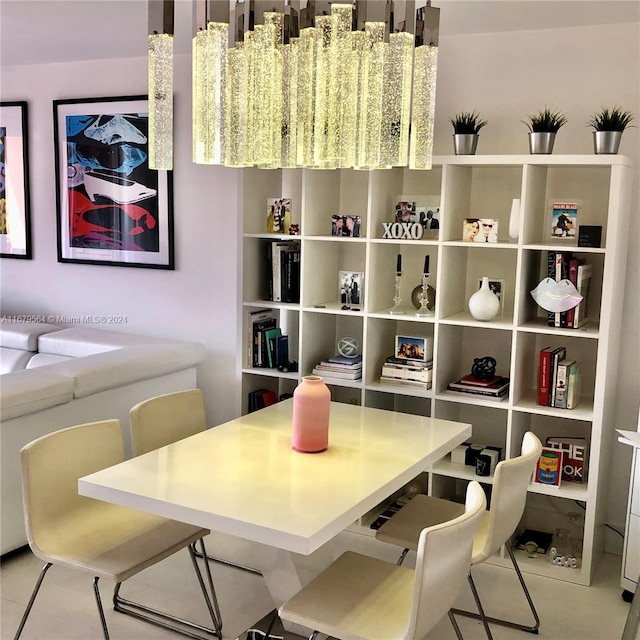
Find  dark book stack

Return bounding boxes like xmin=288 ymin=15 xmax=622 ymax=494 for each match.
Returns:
xmin=446 ymin=374 xmax=510 ymax=401
xmin=247 ymin=388 xmax=278 ymax=413
xmin=546 ymin=251 xmax=591 ymax=329
xmin=247 ymin=309 xmax=277 ymax=368
xmin=313 ymin=354 xmax=362 ymax=380
xmin=268 ymin=240 xmax=301 ymax=303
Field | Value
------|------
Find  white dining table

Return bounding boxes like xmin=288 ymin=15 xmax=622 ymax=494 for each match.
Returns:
xmin=79 ymin=400 xmax=471 ymax=622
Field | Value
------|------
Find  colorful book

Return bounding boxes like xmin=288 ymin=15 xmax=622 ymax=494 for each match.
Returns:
xmin=552 ymin=358 xmax=575 ymax=409
xmin=566 ymin=361 xmax=582 ymax=409
xmin=247 ymin=309 xmax=276 ymax=368
xmin=264 ymin=327 xmax=282 ymax=368
xmin=548 ymin=346 xmax=567 ymax=405
xmin=447 ymin=376 xmax=510 ymax=395
xmin=538 ymin=346 xmax=553 ymax=406
xmin=566 ymin=257 xmax=584 ymax=329
xmin=459 ymin=373 xmax=501 ymax=387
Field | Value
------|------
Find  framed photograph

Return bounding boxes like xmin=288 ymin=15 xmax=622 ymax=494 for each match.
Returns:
xmin=550 ymin=200 xmax=579 ymax=239
xmin=331 ymin=214 xmax=361 ymax=237
xmin=54 ymin=95 xmax=173 ymax=269
xmin=338 ymin=270 xmax=363 ymax=306
xmin=477 ymin=278 xmax=505 ymax=317
xmin=267 ymin=197 xmax=291 ymax=234
xmin=394 ymin=201 xmax=417 ymax=224
xmin=0 ymin=101 xmax=31 ymax=258
xmin=394 ymin=335 xmax=429 ymax=362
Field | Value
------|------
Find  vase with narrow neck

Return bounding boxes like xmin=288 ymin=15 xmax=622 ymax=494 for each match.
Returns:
xmin=593 ymin=131 xmax=622 ymax=154
xmin=468 ymin=277 xmax=500 ymax=321
xmin=528 ymin=132 xmax=556 ymax=154
xmin=292 ymin=376 xmax=331 ymax=453
xmin=453 ymin=134 xmax=478 ymax=155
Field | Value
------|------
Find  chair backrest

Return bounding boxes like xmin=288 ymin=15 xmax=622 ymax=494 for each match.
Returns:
xmin=405 ymin=480 xmax=487 ymax=640
xmin=475 ymin=431 xmax=543 ymax=562
xmin=20 ymin=419 xmax=124 ymax=552
xmin=129 ymin=389 xmax=206 ymax=456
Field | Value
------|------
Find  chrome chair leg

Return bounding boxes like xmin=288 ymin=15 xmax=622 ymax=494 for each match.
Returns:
xmin=448 ymin=610 xmax=465 ymax=640
xmin=452 ymin=545 xmax=540 ymax=636
xmin=113 ymin=539 xmax=223 ymax=639
xmin=93 ymin=576 xmax=111 ymax=640
xmin=397 ymin=548 xmax=410 ymax=566
xmin=465 ymin=572 xmax=494 ymax=640
xmin=193 ymin=545 xmax=262 ymax=575
xmin=14 ymin=562 xmax=52 ymax=640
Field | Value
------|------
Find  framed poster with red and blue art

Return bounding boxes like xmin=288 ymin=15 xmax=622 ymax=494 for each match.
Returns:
xmin=54 ymin=95 xmax=174 ymax=269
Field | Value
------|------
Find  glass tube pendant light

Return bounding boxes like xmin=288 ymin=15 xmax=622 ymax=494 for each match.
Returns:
xmin=148 ymin=0 xmax=174 ymax=171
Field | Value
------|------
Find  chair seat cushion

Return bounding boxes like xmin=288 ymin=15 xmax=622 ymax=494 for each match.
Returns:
xmin=279 ymin=551 xmax=414 ymax=640
xmin=375 ymin=494 xmax=465 ymax=551
xmin=31 ymin=500 xmax=210 ymax=583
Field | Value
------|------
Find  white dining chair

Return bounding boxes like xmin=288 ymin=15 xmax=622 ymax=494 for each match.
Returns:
xmin=129 ymin=389 xmax=261 ymax=577
xmin=278 ymin=480 xmax=487 ymax=640
xmin=376 ymin=431 xmax=543 ymax=639
xmin=15 ymin=419 xmax=222 ymax=640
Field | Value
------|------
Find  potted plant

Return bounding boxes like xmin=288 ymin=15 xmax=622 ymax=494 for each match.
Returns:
xmin=450 ymin=111 xmax=487 ymax=155
xmin=523 ymin=108 xmax=567 ymax=154
xmin=588 ymin=107 xmax=634 ymax=154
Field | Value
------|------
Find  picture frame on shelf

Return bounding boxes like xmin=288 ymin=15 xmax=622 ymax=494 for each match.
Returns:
xmin=53 ymin=95 xmax=174 ymax=269
xmin=550 ymin=200 xmax=579 ymax=239
xmin=0 ymin=101 xmax=32 ymax=259
xmin=477 ymin=278 xmax=505 ymax=317
xmin=338 ymin=270 xmax=363 ymax=306
xmin=395 ymin=335 xmax=429 ymax=362
xmin=331 ymin=214 xmax=361 ymax=237
xmin=394 ymin=195 xmax=440 ymax=230
xmin=267 ymin=197 xmax=291 ymax=234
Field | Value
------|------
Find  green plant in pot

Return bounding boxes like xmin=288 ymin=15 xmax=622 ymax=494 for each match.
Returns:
xmin=523 ymin=108 xmax=567 ymax=154
xmin=588 ymin=107 xmax=634 ymax=154
xmin=450 ymin=110 xmax=487 ymax=155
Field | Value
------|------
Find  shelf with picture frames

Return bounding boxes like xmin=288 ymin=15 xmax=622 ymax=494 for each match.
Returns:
xmin=237 ymin=154 xmax=633 ymax=585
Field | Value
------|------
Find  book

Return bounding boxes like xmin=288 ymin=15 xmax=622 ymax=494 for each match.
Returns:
xmin=550 ymin=201 xmax=578 ymax=239
xmin=327 ymin=354 xmax=363 ymax=365
xmin=264 ymin=327 xmax=282 ymax=368
xmin=546 ymin=436 xmax=588 ymax=483
xmin=247 ymin=309 xmax=277 ymax=368
xmin=382 ymin=363 xmax=432 ymax=383
xmin=549 ymin=346 xmax=567 ymax=405
xmin=566 ymin=257 xmax=584 ymax=329
xmin=379 ymin=376 xmax=432 ymax=390
xmin=313 ymin=366 xmax=362 ymax=380
xmin=274 ymin=334 xmax=289 ymax=368
xmin=573 ymin=263 xmax=592 ymax=328
xmin=554 ymin=252 xmax=571 ymax=328
xmin=537 ymin=346 xmax=553 ymax=406
xmin=534 ymin=447 xmax=564 ymax=487
xmin=459 ymin=373 xmax=501 ymax=387
xmin=385 ymin=355 xmax=433 ymax=368
xmin=566 ymin=361 xmax=582 ymax=409
xmin=447 ymin=376 xmax=510 ymax=395
xmin=445 ymin=387 xmax=508 ymax=402
xmin=318 ymin=362 xmax=362 ymax=372
xmin=552 ymin=358 xmax=575 ymax=409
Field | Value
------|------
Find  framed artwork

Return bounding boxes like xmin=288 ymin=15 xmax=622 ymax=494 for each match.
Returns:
xmin=53 ymin=95 xmax=174 ymax=269
xmin=0 ymin=101 xmax=32 ymax=259
xmin=331 ymin=214 xmax=361 ymax=237
xmin=394 ymin=335 xmax=429 ymax=362
xmin=338 ymin=270 xmax=363 ymax=307
xmin=550 ymin=200 xmax=579 ymax=239
xmin=266 ymin=197 xmax=291 ymax=234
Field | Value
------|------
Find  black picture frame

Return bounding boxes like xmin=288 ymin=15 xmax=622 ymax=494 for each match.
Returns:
xmin=53 ymin=95 xmax=174 ymax=269
xmin=0 ymin=101 xmax=32 ymax=259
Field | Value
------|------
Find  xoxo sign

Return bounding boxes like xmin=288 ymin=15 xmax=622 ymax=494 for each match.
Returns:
xmin=382 ymin=222 xmax=424 ymax=240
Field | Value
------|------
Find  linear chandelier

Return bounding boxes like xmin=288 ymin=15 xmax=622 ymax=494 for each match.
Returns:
xmin=191 ymin=0 xmax=439 ymax=170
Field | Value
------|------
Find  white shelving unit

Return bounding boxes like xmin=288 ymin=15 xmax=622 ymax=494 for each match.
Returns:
xmin=238 ymin=155 xmax=633 ymax=586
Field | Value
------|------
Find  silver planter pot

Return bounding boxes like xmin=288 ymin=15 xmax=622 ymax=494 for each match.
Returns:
xmin=453 ymin=134 xmax=478 ymax=155
xmin=528 ymin=132 xmax=556 ymax=154
xmin=593 ymin=130 xmax=622 ymax=154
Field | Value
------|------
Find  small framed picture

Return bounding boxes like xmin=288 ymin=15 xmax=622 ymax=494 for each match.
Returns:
xmin=394 ymin=335 xmax=429 ymax=362
xmin=267 ymin=197 xmax=291 ymax=234
xmin=419 ymin=207 xmax=440 ymax=230
xmin=332 ymin=214 xmax=361 ymax=237
xmin=477 ymin=278 xmax=505 ymax=317
xmin=338 ymin=270 xmax=364 ymax=306
xmin=462 ymin=218 xmax=499 ymax=243
xmin=550 ymin=201 xmax=579 ymax=239
xmin=394 ymin=201 xmax=417 ymax=224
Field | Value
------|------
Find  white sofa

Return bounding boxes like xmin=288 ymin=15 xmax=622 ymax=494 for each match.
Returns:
xmin=0 ymin=322 xmax=206 ymax=555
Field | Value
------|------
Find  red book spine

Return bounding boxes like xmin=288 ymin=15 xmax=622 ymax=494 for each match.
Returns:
xmin=538 ymin=347 xmax=552 ymax=406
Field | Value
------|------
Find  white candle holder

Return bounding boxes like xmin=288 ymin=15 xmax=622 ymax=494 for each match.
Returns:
xmin=389 ymin=274 xmax=406 ymax=315
xmin=415 ymin=273 xmax=434 ymax=317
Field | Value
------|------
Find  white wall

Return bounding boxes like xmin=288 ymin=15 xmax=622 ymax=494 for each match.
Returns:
xmin=1 ymin=20 xmax=638 ymax=552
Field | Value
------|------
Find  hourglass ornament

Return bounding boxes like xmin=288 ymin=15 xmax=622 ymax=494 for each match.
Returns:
xmin=389 ymin=254 xmax=406 ymax=315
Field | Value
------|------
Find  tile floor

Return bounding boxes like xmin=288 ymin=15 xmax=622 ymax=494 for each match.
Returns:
xmin=0 ymin=530 xmax=634 ymax=640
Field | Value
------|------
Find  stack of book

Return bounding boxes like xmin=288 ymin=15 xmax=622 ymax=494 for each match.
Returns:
xmin=546 ymin=251 xmax=592 ymax=329
xmin=446 ymin=374 xmax=510 ymax=401
xmin=537 ymin=345 xmax=581 ymax=409
xmin=268 ymin=240 xmax=301 ymax=303
xmin=247 ymin=388 xmax=278 ymax=413
xmin=312 ymin=354 xmax=362 ymax=381
xmin=380 ymin=355 xmax=433 ymax=390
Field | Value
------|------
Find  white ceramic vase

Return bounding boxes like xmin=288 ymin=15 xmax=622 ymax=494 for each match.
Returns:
xmin=468 ymin=277 xmax=500 ymax=321
xmin=508 ymin=198 xmax=521 ymax=240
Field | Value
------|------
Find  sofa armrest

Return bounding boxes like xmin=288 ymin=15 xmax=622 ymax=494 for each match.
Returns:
xmin=1 ymin=369 xmax=74 ymax=420
xmin=0 ymin=322 xmax=61 ymax=351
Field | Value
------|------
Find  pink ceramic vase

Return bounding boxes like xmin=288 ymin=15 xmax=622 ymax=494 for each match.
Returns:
xmin=292 ymin=376 xmax=331 ymax=453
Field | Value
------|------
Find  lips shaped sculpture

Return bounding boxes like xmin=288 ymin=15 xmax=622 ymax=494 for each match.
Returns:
xmin=530 ymin=278 xmax=583 ymax=313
